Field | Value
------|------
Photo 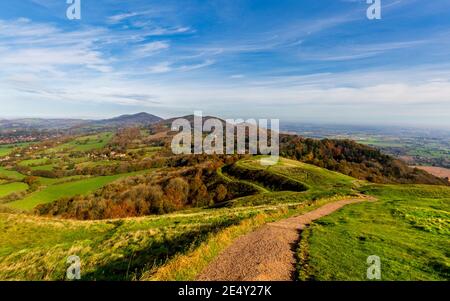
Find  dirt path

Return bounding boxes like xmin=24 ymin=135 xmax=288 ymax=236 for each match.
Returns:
xmin=197 ymin=197 xmax=373 ymax=281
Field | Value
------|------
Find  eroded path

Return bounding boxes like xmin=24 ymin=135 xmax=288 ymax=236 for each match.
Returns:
xmin=198 ymin=197 xmax=373 ymax=281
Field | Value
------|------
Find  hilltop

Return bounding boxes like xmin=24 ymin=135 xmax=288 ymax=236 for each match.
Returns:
xmin=90 ymin=112 xmax=163 ymax=127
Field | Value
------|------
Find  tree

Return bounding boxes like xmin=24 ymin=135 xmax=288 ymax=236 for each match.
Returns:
xmin=165 ymin=177 xmax=189 ymax=210
xmin=215 ymin=184 xmax=228 ymax=202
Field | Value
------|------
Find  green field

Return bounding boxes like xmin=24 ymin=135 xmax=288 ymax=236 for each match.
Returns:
xmin=30 ymin=164 xmax=55 ymax=171
xmin=0 ymin=182 xmax=28 ymax=198
xmin=0 ymin=146 xmax=13 ymax=157
xmin=0 ymin=143 xmax=31 ymax=157
xmin=46 ymin=133 xmax=113 ymax=153
xmin=7 ymin=171 xmax=149 ymax=211
xmin=0 ymin=167 xmax=25 ymax=180
xmin=297 ymin=184 xmax=450 ymax=280
xmin=18 ymin=158 xmax=51 ymax=167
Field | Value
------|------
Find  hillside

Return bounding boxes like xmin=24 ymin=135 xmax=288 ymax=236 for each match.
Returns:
xmin=279 ymin=135 xmax=448 ymax=185
xmin=0 ymin=123 xmax=448 ymax=281
xmin=0 ymin=153 xmax=448 ymax=280
xmin=91 ymin=112 xmax=163 ymax=127
xmin=0 ymin=155 xmax=362 ymax=280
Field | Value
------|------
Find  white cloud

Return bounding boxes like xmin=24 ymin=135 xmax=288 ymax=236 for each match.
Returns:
xmin=108 ymin=12 xmax=140 ymax=23
xmin=146 ymin=59 xmax=215 ymax=74
xmin=133 ymin=41 xmax=170 ymax=58
xmin=148 ymin=62 xmax=173 ymax=74
xmin=178 ymin=59 xmax=215 ymax=72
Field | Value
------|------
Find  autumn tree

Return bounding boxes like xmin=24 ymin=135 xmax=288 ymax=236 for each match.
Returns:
xmin=164 ymin=177 xmax=189 ymax=210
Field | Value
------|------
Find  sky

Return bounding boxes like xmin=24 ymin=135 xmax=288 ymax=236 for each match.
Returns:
xmin=0 ymin=0 xmax=450 ymax=128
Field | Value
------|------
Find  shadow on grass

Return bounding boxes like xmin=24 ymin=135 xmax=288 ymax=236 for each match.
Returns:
xmin=82 ymin=217 xmax=243 ymax=281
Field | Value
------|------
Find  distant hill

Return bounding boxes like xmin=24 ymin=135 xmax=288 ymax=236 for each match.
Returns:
xmin=0 ymin=113 xmax=163 ymax=132
xmin=0 ymin=118 xmax=87 ymax=131
xmin=91 ymin=112 xmax=163 ymax=127
xmin=158 ymin=114 xmax=226 ymax=127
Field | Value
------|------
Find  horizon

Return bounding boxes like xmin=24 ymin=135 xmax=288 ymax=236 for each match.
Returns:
xmin=1 ymin=1 xmax=450 ymax=127
xmin=1 ymin=111 xmax=450 ymax=132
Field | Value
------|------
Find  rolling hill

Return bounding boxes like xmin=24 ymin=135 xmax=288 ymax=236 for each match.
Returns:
xmin=0 ymin=116 xmax=448 ymax=281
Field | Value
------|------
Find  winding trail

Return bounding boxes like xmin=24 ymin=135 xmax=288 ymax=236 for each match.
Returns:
xmin=198 ymin=197 xmax=374 ymax=281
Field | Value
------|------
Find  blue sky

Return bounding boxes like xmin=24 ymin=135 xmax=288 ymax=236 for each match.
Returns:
xmin=1 ymin=0 xmax=450 ymax=128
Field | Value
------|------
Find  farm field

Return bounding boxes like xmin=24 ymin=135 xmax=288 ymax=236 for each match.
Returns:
xmin=0 ymin=167 xmax=25 ymax=180
xmin=44 ymin=132 xmax=113 ymax=153
xmin=18 ymin=158 xmax=51 ymax=167
xmin=0 ymin=182 xmax=28 ymax=198
xmin=0 ymin=145 xmax=13 ymax=157
xmin=413 ymin=166 xmax=450 ymax=182
xmin=7 ymin=171 xmax=151 ymax=211
xmin=0 ymin=143 xmax=31 ymax=157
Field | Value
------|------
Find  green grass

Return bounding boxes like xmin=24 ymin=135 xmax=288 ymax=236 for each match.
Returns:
xmin=2 ymin=152 xmax=448 ymax=281
xmin=0 ymin=167 xmax=25 ymax=180
xmin=75 ymin=160 xmax=118 ymax=168
xmin=0 ymin=183 xmax=28 ymax=198
xmin=30 ymin=164 xmax=54 ymax=171
xmin=35 ymin=175 xmax=90 ymax=186
xmin=235 ymin=157 xmax=356 ymax=189
xmin=359 ymin=138 xmax=405 ymax=148
xmin=6 ymin=171 xmax=149 ymax=211
xmin=0 ymin=206 xmax=263 ymax=280
xmin=0 ymin=146 xmax=13 ymax=157
xmin=297 ymin=184 xmax=450 ymax=280
xmin=0 ymin=143 xmax=31 ymax=157
xmin=0 ymin=193 xmax=350 ymax=281
xmin=225 ymin=157 xmax=360 ymax=207
xmin=18 ymin=158 xmax=50 ymax=167
xmin=46 ymin=133 xmax=113 ymax=153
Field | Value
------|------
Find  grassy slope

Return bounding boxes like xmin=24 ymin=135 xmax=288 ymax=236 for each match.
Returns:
xmin=0 ymin=206 xmax=272 ymax=280
xmin=228 ymin=157 xmax=360 ymax=207
xmin=6 ymin=171 xmax=148 ymax=211
xmin=297 ymin=184 xmax=450 ymax=280
xmin=0 ymin=157 xmax=360 ymax=280
xmin=0 ymin=195 xmax=355 ymax=281
xmin=0 ymin=182 xmax=28 ymax=198
xmin=1 ymin=155 xmax=447 ymax=281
